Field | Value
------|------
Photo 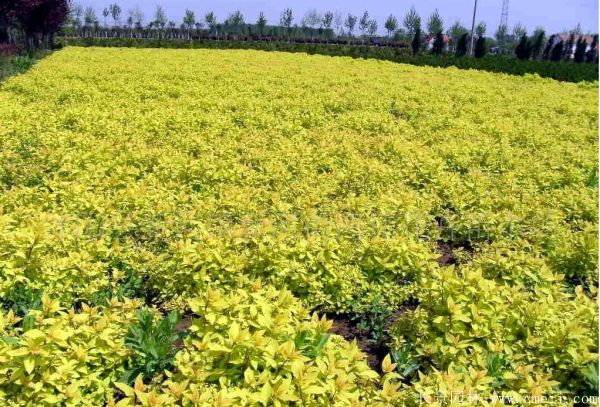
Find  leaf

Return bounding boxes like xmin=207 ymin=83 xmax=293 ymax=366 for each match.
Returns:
xmin=251 ymin=382 xmax=272 ymax=405
xmin=8 ymin=347 xmax=29 ymax=357
xmin=23 ymin=358 xmax=35 ymax=374
xmin=229 ymin=321 xmax=240 ymax=342
xmin=381 ymin=354 xmax=397 ymax=374
xmin=313 ymin=333 xmax=330 ymax=354
xmin=304 ymin=385 xmax=326 ymax=395
xmin=114 ymin=382 xmax=136 ymax=398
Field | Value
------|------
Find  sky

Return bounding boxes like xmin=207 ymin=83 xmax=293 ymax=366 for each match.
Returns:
xmin=86 ymin=0 xmax=599 ymax=35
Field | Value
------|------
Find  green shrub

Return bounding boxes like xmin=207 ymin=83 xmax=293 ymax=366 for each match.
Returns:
xmin=121 ymin=309 xmax=186 ymax=384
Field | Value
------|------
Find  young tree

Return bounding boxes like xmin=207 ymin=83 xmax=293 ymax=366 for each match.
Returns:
xmin=574 ymin=37 xmax=587 ymax=63
xmin=474 ymin=35 xmax=487 ymax=58
xmin=550 ymin=40 xmax=563 ymax=61
xmin=182 ymin=9 xmax=195 ymax=38
xmin=403 ymin=6 xmax=421 ymax=36
xmin=344 ymin=14 xmax=357 ymax=37
xmin=512 ymin=23 xmax=526 ymax=40
xmin=109 ymin=3 xmax=121 ymax=27
xmin=84 ymin=6 xmax=96 ymax=28
xmin=426 ymin=9 xmax=443 ymax=35
xmin=225 ymin=10 xmax=244 ymax=38
xmin=456 ymin=32 xmax=468 ymax=56
xmin=280 ymin=8 xmax=293 ymax=37
xmin=322 ymin=11 xmax=333 ymax=33
xmin=102 ymin=7 xmax=109 ymax=27
xmin=475 ymin=21 xmax=486 ymax=38
xmin=586 ymin=35 xmax=598 ymax=63
xmin=367 ymin=19 xmax=377 ymax=37
xmin=411 ymin=27 xmax=422 ymax=55
xmin=256 ymin=12 xmax=267 ymax=38
xmin=183 ymin=9 xmax=195 ymax=33
xmin=358 ymin=10 xmax=369 ymax=37
xmin=515 ymin=34 xmax=532 ymax=60
xmin=542 ymin=34 xmax=556 ymax=60
xmin=154 ymin=5 xmax=166 ymax=30
xmin=67 ymin=3 xmax=83 ymax=28
xmin=495 ymin=23 xmax=508 ymax=50
xmin=333 ymin=12 xmax=343 ymax=36
xmin=563 ymin=32 xmax=575 ymax=60
xmin=204 ymin=12 xmax=216 ymax=36
xmin=448 ymin=21 xmax=468 ymax=50
xmin=432 ymin=31 xmax=444 ymax=55
xmin=167 ymin=20 xmax=175 ymax=37
xmin=71 ymin=3 xmax=84 ymax=27
xmin=530 ymin=28 xmax=545 ymax=59
xmin=302 ymin=9 xmax=322 ymax=38
xmin=384 ymin=14 xmax=398 ymax=39
xmin=129 ymin=6 xmax=143 ymax=30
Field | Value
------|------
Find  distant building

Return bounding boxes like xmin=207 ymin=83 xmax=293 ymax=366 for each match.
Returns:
xmin=551 ymin=33 xmax=598 ymax=58
xmin=424 ymin=34 xmax=450 ymax=50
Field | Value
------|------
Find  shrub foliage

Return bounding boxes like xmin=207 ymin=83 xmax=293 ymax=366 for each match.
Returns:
xmin=0 ymin=47 xmax=597 ymax=405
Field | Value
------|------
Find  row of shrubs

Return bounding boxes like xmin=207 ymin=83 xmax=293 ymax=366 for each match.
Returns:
xmin=57 ymin=37 xmax=599 ymax=83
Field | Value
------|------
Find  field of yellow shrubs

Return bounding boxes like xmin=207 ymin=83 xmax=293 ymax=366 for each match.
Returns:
xmin=0 ymin=47 xmax=597 ymax=405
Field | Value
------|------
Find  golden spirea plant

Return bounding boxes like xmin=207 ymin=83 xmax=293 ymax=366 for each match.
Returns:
xmin=0 ymin=47 xmax=597 ymax=405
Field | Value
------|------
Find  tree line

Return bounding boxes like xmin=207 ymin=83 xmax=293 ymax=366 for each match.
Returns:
xmin=1 ymin=1 xmax=598 ymax=64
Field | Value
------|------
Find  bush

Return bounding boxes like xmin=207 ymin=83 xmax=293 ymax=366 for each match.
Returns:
xmin=113 ymin=285 xmax=406 ymax=405
xmin=474 ymin=36 xmax=487 ymax=58
xmin=515 ymin=34 xmax=532 ymax=60
xmin=0 ymin=298 xmax=140 ymax=405
xmin=431 ymin=31 xmax=444 ymax=55
xmin=121 ymin=309 xmax=186 ymax=384
xmin=411 ymin=28 xmax=422 ymax=56
xmin=456 ymin=33 xmax=468 ymax=57
xmin=389 ymin=266 xmax=598 ymax=402
xmin=551 ymin=40 xmax=564 ymax=62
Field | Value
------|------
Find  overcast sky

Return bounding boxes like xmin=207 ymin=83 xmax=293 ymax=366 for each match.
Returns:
xmin=85 ymin=0 xmax=598 ymax=35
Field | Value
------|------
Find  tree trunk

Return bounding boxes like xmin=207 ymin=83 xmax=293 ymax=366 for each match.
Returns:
xmin=26 ymin=32 xmax=34 ymax=50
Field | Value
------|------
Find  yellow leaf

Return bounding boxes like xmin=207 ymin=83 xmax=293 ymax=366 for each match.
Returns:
xmin=23 ymin=358 xmax=34 ymax=374
xmin=114 ymin=382 xmax=135 ymax=398
xmin=8 ymin=347 xmax=29 ymax=357
xmin=229 ymin=321 xmax=240 ymax=342
xmin=134 ymin=375 xmax=146 ymax=392
xmin=304 ymin=385 xmax=326 ymax=395
xmin=381 ymin=354 xmax=397 ymax=374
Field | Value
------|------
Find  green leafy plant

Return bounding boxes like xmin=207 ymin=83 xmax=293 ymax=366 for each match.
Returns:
xmin=391 ymin=345 xmax=421 ymax=378
xmin=0 ymin=284 xmax=43 ymax=317
xmin=349 ymin=294 xmax=393 ymax=346
xmin=487 ymin=352 xmax=511 ymax=387
xmin=581 ymin=362 xmax=599 ymax=396
xmin=89 ymin=265 xmax=147 ymax=306
xmin=295 ymin=330 xmax=331 ymax=358
xmin=122 ymin=309 xmax=186 ymax=384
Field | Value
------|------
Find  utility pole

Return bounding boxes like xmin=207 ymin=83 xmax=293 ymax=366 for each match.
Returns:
xmin=469 ymin=0 xmax=478 ymax=56
xmin=500 ymin=0 xmax=509 ymax=28
xmin=499 ymin=0 xmax=510 ymax=51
